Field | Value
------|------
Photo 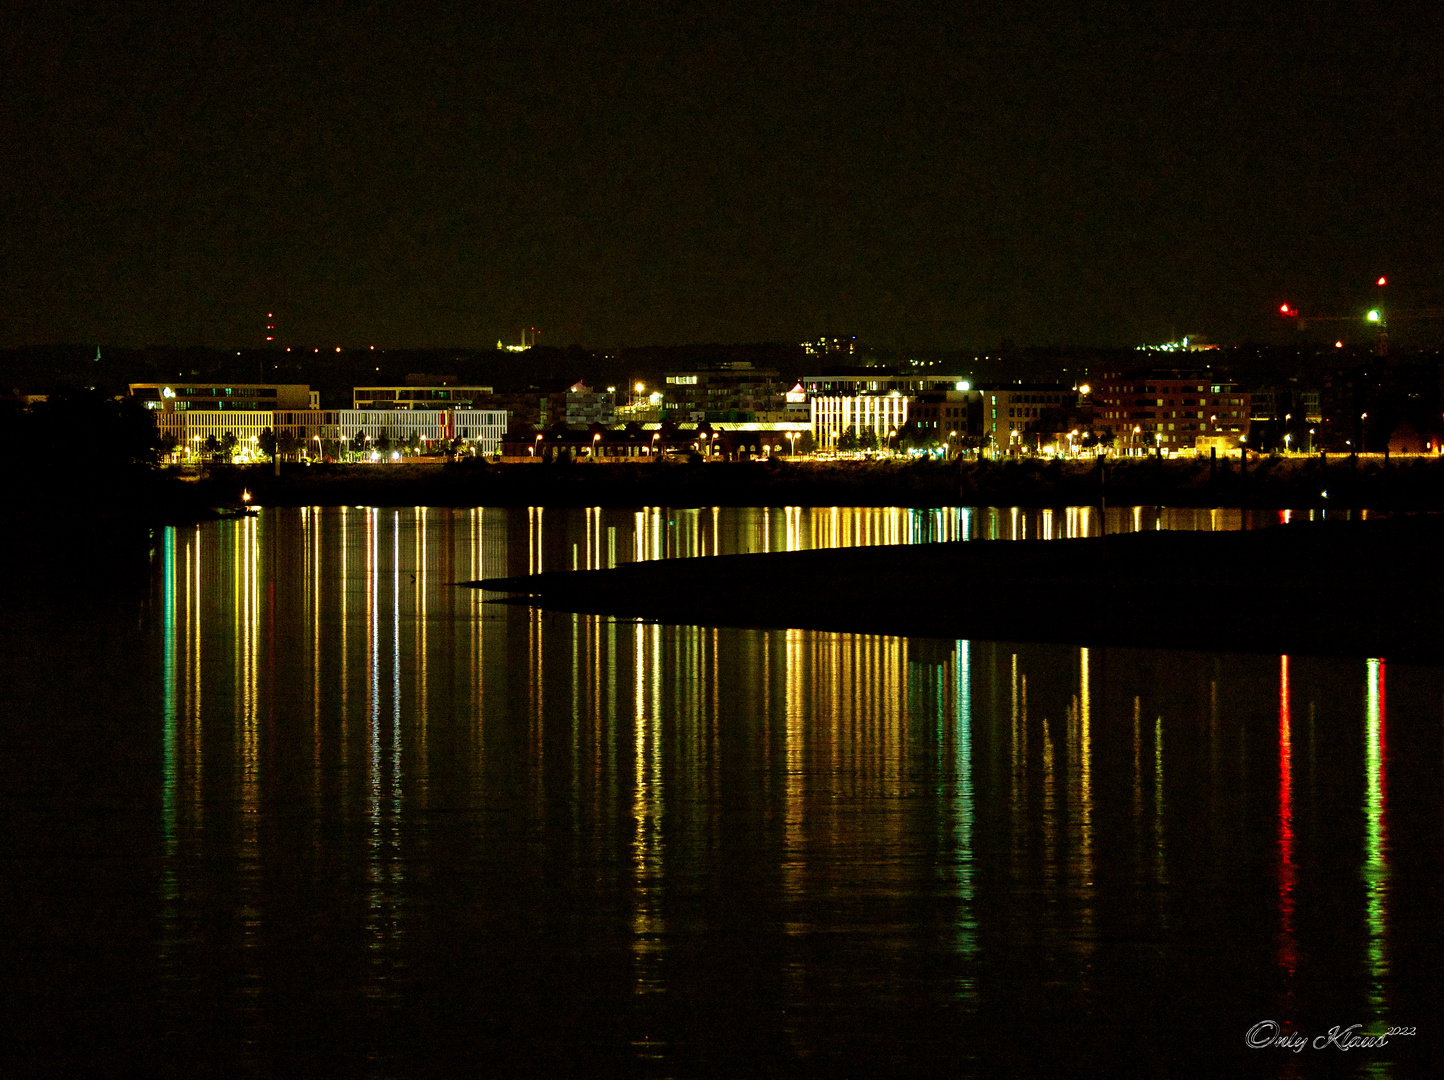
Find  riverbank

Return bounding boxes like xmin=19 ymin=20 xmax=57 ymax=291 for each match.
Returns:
xmin=171 ymin=453 xmax=1444 ymax=510
xmin=471 ymin=514 xmax=1444 ymax=662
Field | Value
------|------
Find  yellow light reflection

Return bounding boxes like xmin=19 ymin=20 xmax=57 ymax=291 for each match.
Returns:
xmin=1363 ymin=658 xmax=1389 ymax=1024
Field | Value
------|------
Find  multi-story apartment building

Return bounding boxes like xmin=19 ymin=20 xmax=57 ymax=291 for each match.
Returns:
xmin=1091 ymin=369 xmax=1249 ymax=453
xmin=979 ymin=384 xmax=1080 ymax=450
xmin=900 ymin=391 xmax=983 ymax=450
xmin=663 ymin=362 xmax=787 ymax=420
xmin=563 ymin=382 xmax=617 ymax=426
xmin=1248 ymin=387 xmax=1323 ymax=452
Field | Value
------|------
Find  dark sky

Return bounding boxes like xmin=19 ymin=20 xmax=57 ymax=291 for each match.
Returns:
xmin=3 ymin=0 xmax=1440 ymax=349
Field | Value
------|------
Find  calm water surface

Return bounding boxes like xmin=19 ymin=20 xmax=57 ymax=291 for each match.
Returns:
xmin=1 ymin=506 xmax=1439 ymax=1078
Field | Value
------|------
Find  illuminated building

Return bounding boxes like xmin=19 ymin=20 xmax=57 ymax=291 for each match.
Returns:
xmin=802 ymin=335 xmax=859 ymax=357
xmin=810 ymin=393 xmax=910 ymax=448
xmin=562 ymin=382 xmax=617 ymax=425
xmin=1134 ymin=335 xmax=1221 ymax=352
xmin=1090 ymin=369 xmax=1249 ymax=454
xmin=662 ymin=362 xmax=787 ymax=421
xmin=353 ymin=374 xmax=494 ymax=409
xmin=980 ymin=384 xmax=1079 ymax=452
xmin=129 ymin=382 xmax=315 ymax=412
xmin=285 ymin=410 xmax=507 ymax=455
xmin=800 ymin=367 xmax=970 ymax=397
xmin=900 ymin=390 xmax=982 ymax=451
xmin=153 ymin=406 xmax=507 ymax=460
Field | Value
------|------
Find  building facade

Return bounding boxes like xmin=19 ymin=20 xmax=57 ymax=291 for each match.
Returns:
xmin=563 ymin=382 xmax=618 ymax=426
xmin=980 ymin=384 xmax=1080 ymax=451
xmin=160 ymin=407 xmax=508 ymax=458
xmin=901 ymin=390 xmax=983 ymax=451
xmin=352 ymin=384 xmax=495 ymax=409
xmin=1090 ymin=369 xmax=1250 ymax=453
xmin=663 ymin=362 xmax=787 ymax=420
xmin=810 ymin=394 xmax=911 ymax=448
xmin=801 ymin=368 xmax=970 ymax=397
xmin=130 ymin=382 xmax=314 ymax=412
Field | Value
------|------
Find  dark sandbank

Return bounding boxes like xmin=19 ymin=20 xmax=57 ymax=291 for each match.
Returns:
xmin=468 ymin=515 xmax=1444 ymax=662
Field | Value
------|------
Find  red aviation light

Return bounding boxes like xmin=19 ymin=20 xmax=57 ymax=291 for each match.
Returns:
xmin=1377 ymin=277 xmax=1387 ymax=286
xmin=1279 ymin=304 xmax=1296 ymax=316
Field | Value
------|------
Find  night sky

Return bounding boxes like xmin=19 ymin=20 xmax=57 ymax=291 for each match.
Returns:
xmin=3 ymin=1 xmax=1440 ymax=349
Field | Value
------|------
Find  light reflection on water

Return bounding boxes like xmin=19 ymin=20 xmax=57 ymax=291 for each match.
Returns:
xmin=5 ymin=505 xmax=1437 ymax=1077
xmin=526 ymin=504 xmax=1362 ymax=572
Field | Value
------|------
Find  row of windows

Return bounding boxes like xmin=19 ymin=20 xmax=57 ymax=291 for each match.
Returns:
xmin=1101 ymin=410 xmax=1244 ymax=420
xmin=1101 ymin=384 xmax=1230 ymax=395
xmin=134 ymin=386 xmax=278 ymax=399
xmin=1099 ymin=397 xmax=1246 ymax=408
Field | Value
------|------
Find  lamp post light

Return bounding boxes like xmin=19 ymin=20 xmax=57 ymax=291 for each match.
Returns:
xmin=1133 ymin=426 xmax=1141 ymax=458
xmin=592 ymin=432 xmax=602 ymax=458
xmin=787 ymin=431 xmax=798 ymax=456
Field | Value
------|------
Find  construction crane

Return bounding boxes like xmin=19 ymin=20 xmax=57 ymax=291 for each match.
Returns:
xmin=1280 ymin=277 xmax=1444 ymax=355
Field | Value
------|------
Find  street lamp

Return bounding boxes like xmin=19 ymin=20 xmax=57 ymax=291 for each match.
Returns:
xmin=787 ymin=431 xmax=798 ymax=456
xmin=592 ymin=432 xmax=601 ymax=458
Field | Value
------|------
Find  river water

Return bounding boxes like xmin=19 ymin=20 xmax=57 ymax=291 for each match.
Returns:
xmin=1 ymin=506 xmax=1437 ymax=1078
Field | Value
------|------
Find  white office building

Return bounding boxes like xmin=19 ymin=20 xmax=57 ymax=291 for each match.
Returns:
xmin=810 ymin=394 xmax=911 ymax=448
